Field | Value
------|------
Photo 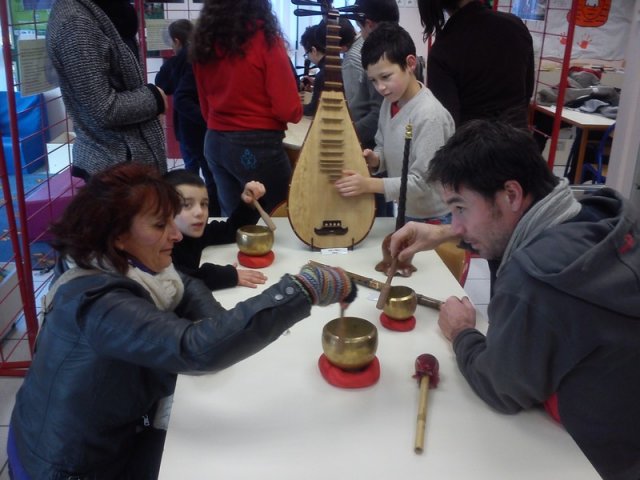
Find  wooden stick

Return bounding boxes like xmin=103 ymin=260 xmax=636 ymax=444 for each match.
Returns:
xmin=414 ymin=375 xmax=430 ymax=454
xmin=252 ymin=199 xmax=277 ymax=231
xmin=376 ymin=256 xmax=398 ymax=310
xmin=307 ymin=260 xmax=443 ymax=310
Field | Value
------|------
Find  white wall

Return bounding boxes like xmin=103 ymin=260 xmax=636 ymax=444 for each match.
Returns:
xmin=607 ymin=0 xmax=640 ymax=204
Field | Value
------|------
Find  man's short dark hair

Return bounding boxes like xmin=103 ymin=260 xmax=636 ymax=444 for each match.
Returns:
xmin=426 ymin=120 xmax=558 ymax=202
xmin=350 ymin=0 xmax=400 ymax=24
xmin=361 ymin=22 xmax=416 ymax=70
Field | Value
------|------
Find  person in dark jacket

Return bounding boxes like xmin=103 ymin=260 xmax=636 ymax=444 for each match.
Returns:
xmin=7 ymin=163 xmax=356 ymax=479
xmin=418 ymin=0 xmax=534 ymax=129
xmin=164 ymin=169 xmax=267 ymax=290
xmin=155 ymin=19 xmax=220 ymax=216
xmin=46 ymin=0 xmax=167 ymax=180
xmin=390 ymin=120 xmax=640 ymax=480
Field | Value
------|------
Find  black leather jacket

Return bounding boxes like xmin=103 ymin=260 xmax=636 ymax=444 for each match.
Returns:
xmin=10 ymin=264 xmax=311 ymax=478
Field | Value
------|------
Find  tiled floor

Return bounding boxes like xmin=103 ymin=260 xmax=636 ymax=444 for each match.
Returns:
xmin=0 ymin=258 xmax=491 ymax=477
xmin=0 ymin=268 xmax=53 ymax=480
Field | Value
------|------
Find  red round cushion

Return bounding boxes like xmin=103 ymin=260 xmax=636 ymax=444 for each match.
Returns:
xmin=318 ymin=354 xmax=380 ymax=388
xmin=237 ymin=250 xmax=275 ymax=268
xmin=379 ymin=313 xmax=416 ymax=332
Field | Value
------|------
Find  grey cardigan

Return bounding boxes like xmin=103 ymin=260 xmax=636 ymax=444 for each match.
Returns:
xmin=46 ymin=0 xmax=167 ymax=175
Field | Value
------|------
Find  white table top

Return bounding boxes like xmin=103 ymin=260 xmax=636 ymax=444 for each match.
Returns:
xmin=283 ymin=116 xmax=312 ymax=150
xmin=159 ymin=218 xmax=598 ymax=479
xmin=535 ymin=104 xmax=615 ymax=129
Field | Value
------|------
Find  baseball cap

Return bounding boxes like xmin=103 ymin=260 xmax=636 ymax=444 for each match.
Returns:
xmin=341 ymin=0 xmax=400 ymax=23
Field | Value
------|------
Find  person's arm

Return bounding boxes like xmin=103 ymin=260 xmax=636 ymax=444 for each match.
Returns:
xmin=444 ymin=278 xmax=571 ymax=414
xmin=74 ymin=266 xmax=355 ymax=373
xmin=173 ymin=64 xmax=207 ymax=126
xmin=49 ymin=16 xmax=163 ymax=127
xmin=426 ymin=55 xmax=460 ymax=126
xmin=303 ymin=66 xmax=324 ymax=117
xmin=353 ymin=77 xmax=383 ymax=149
xmin=381 ymin=113 xmax=451 ymax=206
xmin=265 ymin=37 xmax=303 ymax=124
xmin=200 ymin=202 xmax=261 ymax=246
xmin=194 ymin=263 xmax=239 ymax=290
xmin=389 ymin=222 xmax=458 ymax=263
xmin=154 ymin=57 xmax=176 ymax=95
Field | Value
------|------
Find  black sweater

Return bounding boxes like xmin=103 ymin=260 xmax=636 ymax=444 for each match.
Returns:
xmin=426 ymin=1 xmax=534 ymax=128
xmin=172 ymin=203 xmax=260 ymax=290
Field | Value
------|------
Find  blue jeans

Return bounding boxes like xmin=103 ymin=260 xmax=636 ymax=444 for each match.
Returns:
xmin=204 ymin=129 xmax=291 ymax=216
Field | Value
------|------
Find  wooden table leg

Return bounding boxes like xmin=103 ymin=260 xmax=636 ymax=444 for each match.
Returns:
xmin=573 ymin=127 xmax=590 ymax=184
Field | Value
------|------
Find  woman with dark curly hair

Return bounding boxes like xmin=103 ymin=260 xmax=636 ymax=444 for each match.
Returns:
xmin=7 ymin=163 xmax=355 ymax=479
xmin=191 ymin=0 xmax=302 ymax=216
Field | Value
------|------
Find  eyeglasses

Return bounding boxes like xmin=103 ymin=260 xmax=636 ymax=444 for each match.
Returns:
xmin=303 ymin=51 xmax=310 ymax=59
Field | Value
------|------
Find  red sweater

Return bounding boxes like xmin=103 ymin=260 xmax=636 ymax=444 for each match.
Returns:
xmin=193 ymin=30 xmax=302 ymax=132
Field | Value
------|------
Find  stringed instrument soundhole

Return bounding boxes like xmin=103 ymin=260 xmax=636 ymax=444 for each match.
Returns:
xmin=314 ymin=220 xmax=348 ymax=236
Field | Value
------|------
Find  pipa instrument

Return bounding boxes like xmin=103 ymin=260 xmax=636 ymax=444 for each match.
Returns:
xmin=288 ymin=9 xmax=375 ymax=249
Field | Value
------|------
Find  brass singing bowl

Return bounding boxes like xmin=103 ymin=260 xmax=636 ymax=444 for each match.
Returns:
xmin=383 ymin=286 xmax=417 ymax=320
xmin=322 ymin=317 xmax=378 ymax=371
xmin=236 ymin=225 xmax=274 ymax=256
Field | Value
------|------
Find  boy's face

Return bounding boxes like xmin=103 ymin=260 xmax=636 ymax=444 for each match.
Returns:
xmin=367 ymin=54 xmax=416 ymax=105
xmin=174 ymin=184 xmax=209 ymax=238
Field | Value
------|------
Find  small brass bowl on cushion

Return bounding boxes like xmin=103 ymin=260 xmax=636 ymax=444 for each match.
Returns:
xmin=322 ymin=317 xmax=378 ymax=371
xmin=236 ymin=225 xmax=274 ymax=256
xmin=383 ymin=286 xmax=417 ymax=320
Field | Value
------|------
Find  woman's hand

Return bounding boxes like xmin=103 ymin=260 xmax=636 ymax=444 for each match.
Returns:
xmin=294 ymin=264 xmax=357 ymax=308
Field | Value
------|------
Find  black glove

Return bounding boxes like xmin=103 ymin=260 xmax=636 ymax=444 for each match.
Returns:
xmin=293 ymin=264 xmax=357 ymax=306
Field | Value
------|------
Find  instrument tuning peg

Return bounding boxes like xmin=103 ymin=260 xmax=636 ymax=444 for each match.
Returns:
xmin=294 ymin=8 xmax=325 ymax=16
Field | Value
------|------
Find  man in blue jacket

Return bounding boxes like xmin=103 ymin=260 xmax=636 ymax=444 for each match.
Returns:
xmin=390 ymin=120 xmax=640 ymax=480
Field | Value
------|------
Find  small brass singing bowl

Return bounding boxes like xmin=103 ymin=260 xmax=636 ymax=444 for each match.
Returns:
xmin=322 ymin=317 xmax=378 ymax=371
xmin=383 ymin=286 xmax=417 ymax=320
xmin=236 ymin=225 xmax=274 ymax=256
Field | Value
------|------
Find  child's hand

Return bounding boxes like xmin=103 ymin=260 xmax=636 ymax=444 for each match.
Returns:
xmin=363 ymin=149 xmax=380 ymax=170
xmin=241 ymin=181 xmax=266 ymax=204
xmin=235 ymin=264 xmax=268 ymax=288
xmin=334 ymin=170 xmax=368 ymax=197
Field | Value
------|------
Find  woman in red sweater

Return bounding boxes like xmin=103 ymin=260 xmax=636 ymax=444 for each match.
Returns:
xmin=191 ymin=0 xmax=302 ymax=216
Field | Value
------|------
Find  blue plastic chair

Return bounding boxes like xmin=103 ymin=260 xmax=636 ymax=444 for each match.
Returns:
xmin=581 ymin=122 xmax=615 ymax=184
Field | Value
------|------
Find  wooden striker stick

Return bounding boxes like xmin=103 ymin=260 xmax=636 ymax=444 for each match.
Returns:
xmin=252 ymin=198 xmax=277 ymax=231
xmin=414 ymin=375 xmax=430 ymax=454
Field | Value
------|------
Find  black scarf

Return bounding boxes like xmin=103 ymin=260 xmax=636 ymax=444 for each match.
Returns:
xmin=92 ymin=0 xmax=139 ymax=57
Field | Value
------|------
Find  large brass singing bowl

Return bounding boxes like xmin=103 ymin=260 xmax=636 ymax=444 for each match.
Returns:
xmin=236 ymin=225 xmax=274 ymax=256
xmin=322 ymin=317 xmax=378 ymax=371
xmin=383 ymin=285 xmax=417 ymax=320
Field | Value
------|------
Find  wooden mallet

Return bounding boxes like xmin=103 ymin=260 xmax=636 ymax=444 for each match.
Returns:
xmin=252 ymin=198 xmax=277 ymax=231
xmin=413 ymin=353 xmax=440 ymax=454
xmin=375 ymin=256 xmax=398 ymax=310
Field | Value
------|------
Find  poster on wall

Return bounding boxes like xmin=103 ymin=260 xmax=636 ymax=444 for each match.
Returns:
xmin=511 ymin=0 xmax=547 ymax=21
xmin=17 ymin=38 xmax=56 ymax=95
xmin=22 ymin=0 xmax=54 ymax=8
xmin=519 ymin=0 xmax=632 ymax=62
xmin=146 ymin=19 xmax=174 ymax=51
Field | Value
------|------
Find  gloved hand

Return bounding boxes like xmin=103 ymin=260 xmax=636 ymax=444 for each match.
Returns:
xmin=293 ymin=264 xmax=357 ymax=307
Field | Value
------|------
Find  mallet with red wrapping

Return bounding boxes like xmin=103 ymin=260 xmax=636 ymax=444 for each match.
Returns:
xmin=413 ymin=353 xmax=440 ymax=454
